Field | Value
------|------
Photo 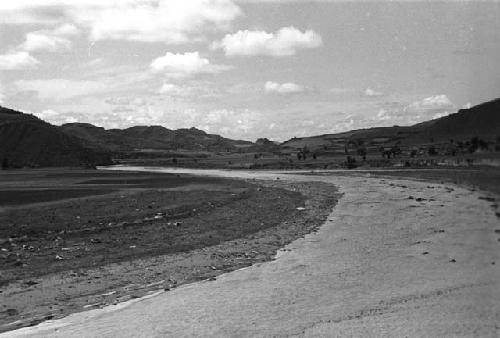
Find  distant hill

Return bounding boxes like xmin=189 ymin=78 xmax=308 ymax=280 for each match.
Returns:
xmin=0 ymin=106 xmax=112 ymax=168
xmin=410 ymin=98 xmax=500 ymax=142
xmin=60 ymin=123 xmax=255 ymax=153
xmin=281 ymin=98 xmax=500 ymax=150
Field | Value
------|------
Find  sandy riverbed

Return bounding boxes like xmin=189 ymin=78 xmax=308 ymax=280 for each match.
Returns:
xmin=4 ymin=168 xmax=499 ymax=337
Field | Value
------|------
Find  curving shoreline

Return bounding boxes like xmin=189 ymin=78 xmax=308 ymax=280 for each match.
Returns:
xmin=0 ymin=175 xmax=340 ymax=334
xmin=5 ymin=168 xmax=499 ymax=337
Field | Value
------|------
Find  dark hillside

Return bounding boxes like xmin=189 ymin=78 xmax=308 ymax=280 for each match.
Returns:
xmin=0 ymin=107 xmax=112 ymax=168
xmin=411 ymin=98 xmax=500 ymax=142
xmin=60 ymin=124 xmax=254 ymax=153
xmin=281 ymin=98 xmax=500 ymax=150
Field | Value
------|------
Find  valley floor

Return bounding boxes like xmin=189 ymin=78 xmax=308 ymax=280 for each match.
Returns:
xmin=3 ymin=167 xmax=499 ymax=337
xmin=0 ymin=169 xmax=338 ymax=333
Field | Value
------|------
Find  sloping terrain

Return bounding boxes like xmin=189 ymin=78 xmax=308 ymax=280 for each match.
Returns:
xmin=60 ymin=123 xmax=255 ymax=153
xmin=282 ymin=98 xmax=500 ymax=150
xmin=410 ymin=98 xmax=500 ymax=142
xmin=0 ymin=107 xmax=112 ymax=168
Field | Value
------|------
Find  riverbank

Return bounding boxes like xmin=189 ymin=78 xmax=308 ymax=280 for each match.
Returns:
xmin=0 ymin=169 xmax=339 ymax=333
xmin=6 ymin=170 xmax=498 ymax=337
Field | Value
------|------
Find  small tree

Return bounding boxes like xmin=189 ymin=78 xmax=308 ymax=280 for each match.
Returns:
xmin=345 ymin=156 xmax=357 ymax=169
xmin=428 ymin=146 xmax=438 ymax=156
xmin=356 ymin=147 xmax=367 ymax=161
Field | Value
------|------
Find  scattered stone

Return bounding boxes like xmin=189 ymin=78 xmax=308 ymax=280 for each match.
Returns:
xmin=422 ymin=252 xmax=429 ymax=255
xmin=6 ymin=308 xmax=18 ymax=316
xmin=208 ymin=277 xmax=216 ymax=281
xmin=408 ymin=196 xmax=414 ymax=199
xmin=55 ymin=255 xmax=63 ymax=260
xmin=296 ymin=207 xmax=306 ymax=211
xmin=449 ymin=258 xmax=456 ymax=263
xmin=479 ymin=196 xmax=496 ymax=202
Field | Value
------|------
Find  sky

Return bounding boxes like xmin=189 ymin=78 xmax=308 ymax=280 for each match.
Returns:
xmin=0 ymin=0 xmax=499 ymax=141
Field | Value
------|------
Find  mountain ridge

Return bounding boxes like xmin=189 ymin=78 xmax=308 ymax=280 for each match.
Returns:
xmin=60 ymin=123 xmax=255 ymax=153
xmin=0 ymin=107 xmax=112 ymax=168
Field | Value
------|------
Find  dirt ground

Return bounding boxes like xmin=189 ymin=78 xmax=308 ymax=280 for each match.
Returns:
xmin=362 ymin=167 xmax=500 ymax=197
xmin=0 ymin=169 xmax=339 ymax=333
xmin=8 ymin=168 xmax=497 ymax=338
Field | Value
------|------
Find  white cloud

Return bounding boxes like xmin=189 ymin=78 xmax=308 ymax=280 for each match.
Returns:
xmin=151 ymin=52 xmax=229 ymax=78
xmin=197 ymin=108 xmax=262 ymax=137
xmin=33 ymin=108 xmax=84 ymax=125
xmin=375 ymin=109 xmax=391 ymax=121
xmin=33 ymin=108 xmax=60 ymax=120
xmin=371 ymin=95 xmax=455 ymax=126
xmin=264 ymin=81 xmax=305 ymax=94
xmin=158 ymin=83 xmax=191 ymax=96
xmin=0 ymin=51 xmax=40 ymax=70
xmin=152 ymin=52 xmax=208 ymax=75
xmin=21 ymin=33 xmax=71 ymax=52
xmin=213 ymin=26 xmax=322 ymax=56
xmin=364 ymin=88 xmax=384 ymax=97
xmin=0 ymin=1 xmax=242 ymax=44
xmin=407 ymin=94 xmax=454 ymax=111
xmin=15 ymin=78 xmax=107 ymax=101
xmin=20 ymin=24 xmax=80 ymax=52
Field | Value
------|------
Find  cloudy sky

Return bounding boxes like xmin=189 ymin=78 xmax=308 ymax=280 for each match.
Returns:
xmin=1 ymin=1 xmax=499 ymax=141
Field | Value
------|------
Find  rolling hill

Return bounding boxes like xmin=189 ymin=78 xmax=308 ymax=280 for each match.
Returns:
xmin=60 ymin=123 xmax=255 ymax=153
xmin=0 ymin=106 xmax=112 ymax=168
xmin=281 ymin=98 xmax=500 ymax=151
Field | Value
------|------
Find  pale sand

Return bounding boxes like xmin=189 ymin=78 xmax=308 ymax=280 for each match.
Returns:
xmin=4 ymin=169 xmax=499 ymax=337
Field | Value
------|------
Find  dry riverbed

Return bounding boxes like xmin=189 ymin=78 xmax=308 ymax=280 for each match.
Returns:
xmin=0 ymin=169 xmax=339 ymax=333
xmin=6 ymin=168 xmax=498 ymax=337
